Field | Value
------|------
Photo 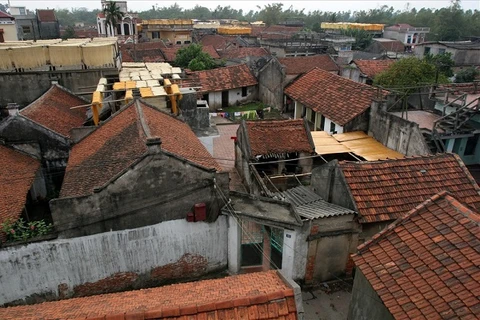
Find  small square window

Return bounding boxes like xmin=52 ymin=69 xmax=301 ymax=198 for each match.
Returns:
xmin=438 ymin=48 xmax=446 ymax=54
xmin=241 ymin=87 xmax=247 ymax=97
xmin=22 ymin=26 xmax=31 ymax=34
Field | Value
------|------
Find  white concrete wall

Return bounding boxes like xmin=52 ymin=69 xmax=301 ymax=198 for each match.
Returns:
xmin=323 ymin=117 xmax=344 ymax=134
xmin=0 ymin=217 xmax=227 ymax=305
xmin=207 ymin=86 xmax=257 ymax=110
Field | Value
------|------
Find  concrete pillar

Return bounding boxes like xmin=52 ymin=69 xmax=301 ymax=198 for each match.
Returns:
xmin=120 ymin=22 xmax=125 ymax=36
xmin=281 ymin=229 xmax=297 ymax=280
xmin=445 ymin=138 xmax=455 ymax=153
xmin=227 ymin=215 xmax=241 ymax=274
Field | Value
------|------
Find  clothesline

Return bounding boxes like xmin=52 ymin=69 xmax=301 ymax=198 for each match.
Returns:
xmin=210 ymin=107 xmax=272 ymax=120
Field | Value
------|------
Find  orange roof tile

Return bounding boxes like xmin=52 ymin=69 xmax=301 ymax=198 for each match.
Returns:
xmin=60 ymin=100 xmax=220 ymax=198
xmin=36 ymin=9 xmax=57 ymax=22
xmin=278 ymin=55 xmax=339 ymax=75
xmin=353 ymin=191 xmax=480 ymax=320
xmin=220 ymin=47 xmax=270 ymax=60
xmin=0 ymin=145 xmax=40 ymax=236
xmin=373 ymin=39 xmax=405 ymax=53
xmin=194 ymin=64 xmax=258 ymax=93
xmin=20 ymin=85 xmax=87 ymax=138
xmin=284 ymin=68 xmax=381 ymax=126
xmin=339 ymin=153 xmax=480 ymax=223
xmin=245 ymin=119 xmax=314 ymax=157
xmin=0 ymin=270 xmax=297 ymax=320
xmin=199 ymin=34 xmax=233 ymax=50
xmin=353 ymin=59 xmax=394 ymax=79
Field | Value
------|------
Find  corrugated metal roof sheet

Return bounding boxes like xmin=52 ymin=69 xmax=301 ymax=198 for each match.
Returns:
xmin=276 ymin=186 xmax=355 ymax=219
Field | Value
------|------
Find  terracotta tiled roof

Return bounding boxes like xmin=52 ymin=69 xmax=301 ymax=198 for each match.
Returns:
xmin=278 ymin=55 xmax=339 ymax=75
xmin=220 ymin=47 xmax=270 ymax=60
xmin=0 ymin=10 xmax=14 ymax=19
xmin=353 ymin=191 xmax=480 ymax=320
xmin=374 ymin=39 xmax=405 ymax=53
xmin=339 ymin=153 xmax=480 ymax=223
xmin=0 ymin=145 xmax=40 ymax=236
xmin=0 ymin=270 xmax=297 ymax=320
xmin=36 ymin=9 xmax=57 ymax=22
xmin=60 ymin=100 xmax=220 ymax=198
xmin=199 ymin=34 xmax=232 ymax=50
xmin=284 ymin=67 xmax=380 ymax=126
xmin=245 ymin=119 xmax=314 ymax=157
xmin=20 ymin=85 xmax=87 ymax=138
xmin=194 ymin=64 xmax=258 ymax=93
xmin=203 ymin=45 xmax=220 ymax=59
xmin=353 ymin=59 xmax=394 ymax=79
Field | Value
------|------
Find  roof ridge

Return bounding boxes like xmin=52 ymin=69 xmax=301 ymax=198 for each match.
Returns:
xmin=135 ymin=100 xmax=152 ymax=140
xmin=355 ymin=190 xmax=467 ymax=254
xmin=338 ymin=152 xmax=452 ymax=166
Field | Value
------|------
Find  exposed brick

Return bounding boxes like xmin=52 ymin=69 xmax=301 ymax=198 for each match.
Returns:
xmin=150 ymin=253 xmax=208 ymax=281
xmin=73 ymin=272 xmax=138 ymax=297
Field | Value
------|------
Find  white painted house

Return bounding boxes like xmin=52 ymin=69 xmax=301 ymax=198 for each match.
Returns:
xmin=284 ymin=67 xmax=381 ymax=135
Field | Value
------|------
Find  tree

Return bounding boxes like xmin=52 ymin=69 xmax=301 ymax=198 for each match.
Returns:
xmin=259 ymin=3 xmax=283 ymax=26
xmin=62 ymin=26 xmax=77 ymax=40
xmin=455 ymin=67 xmax=480 ymax=83
xmin=0 ymin=2 xmax=8 ymax=13
xmin=424 ymin=52 xmax=455 ymax=78
xmin=374 ymin=57 xmax=449 ymax=89
xmin=103 ymin=1 xmax=124 ymax=36
xmin=342 ymin=29 xmax=373 ymax=50
xmin=174 ymin=44 xmax=215 ymax=71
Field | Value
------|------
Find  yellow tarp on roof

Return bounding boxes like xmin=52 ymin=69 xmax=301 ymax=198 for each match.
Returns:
xmin=113 ymin=81 xmax=126 ymax=90
xmin=140 ymin=87 xmax=154 ymax=98
xmin=311 ymin=131 xmax=404 ymax=160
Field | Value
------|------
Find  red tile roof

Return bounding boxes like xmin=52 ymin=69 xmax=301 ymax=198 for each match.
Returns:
xmin=0 ymin=145 xmax=40 ymax=238
xmin=0 ymin=10 xmax=14 ymax=19
xmin=120 ymin=42 xmax=167 ymax=63
xmin=284 ymin=67 xmax=380 ymax=126
xmin=36 ymin=9 xmax=57 ymax=22
xmin=339 ymin=153 xmax=480 ymax=223
xmin=199 ymin=34 xmax=233 ymax=50
xmin=353 ymin=59 xmax=395 ymax=79
xmin=220 ymin=47 xmax=270 ymax=60
xmin=245 ymin=119 xmax=314 ymax=157
xmin=20 ymin=85 xmax=87 ymax=138
xmin=278 ymin=55 xmax=339 ymax=75
xmin=193 ymin=64 xmax=258 ymax=93
xmin=0 ymin=270 xmax=297 ymax=320
xmin=374 ymin=39 xmax=405 ymax=53
xmin=353 ymin=191 xmax=480 ymax=320
xmin=60 ymin=100 xmax=220 ymax=197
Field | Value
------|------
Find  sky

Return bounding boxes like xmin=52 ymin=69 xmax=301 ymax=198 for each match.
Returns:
xmin=4 ymin=0 xmax=480 ymax=13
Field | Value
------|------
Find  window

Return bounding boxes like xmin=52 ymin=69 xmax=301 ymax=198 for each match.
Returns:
xmin=330 ymin=121 xmax=336 ymax=134
xmin=309 ymin=109 xmax=315 ymax=123
xmin=464 ymin=135 xmax=479 ymax=156
xmin=184 ymin=40 xmax=191 ymax=44
xmin=19 ymin=8 xmax=26 ymax=15
xmin=22 ymin=26 xmax=31 ymax=34
xmin=151 ymin=31 xmax=160 ymax=39
xmin=241 ymin=87 xmax=247 ymax=97
xmin=438 ymin=48 xmax=446 ymax=54
xmin=424 ymin=47 xmax=431 ymax=55
xmin=176 ymin=41 xmax=182 ymax=45
xmin=407 ymin=35 xmax=412 ymax=44
xmin=320 ymin=115 xmax=326 ymax=130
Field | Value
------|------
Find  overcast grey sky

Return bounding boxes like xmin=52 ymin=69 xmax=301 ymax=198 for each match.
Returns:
xmin=6 ymin=0 xmax=480 ymax=12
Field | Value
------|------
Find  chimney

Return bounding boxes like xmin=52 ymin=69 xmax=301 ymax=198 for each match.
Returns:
xmin=6 ymin=103 xmax=19 ymax=116
xmin=146 ymin=137 xmax=162 ymax=154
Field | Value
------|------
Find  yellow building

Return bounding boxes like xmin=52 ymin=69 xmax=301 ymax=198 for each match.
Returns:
xmin=141 ymin=19 xmax=193 ymax=45
xmin=321 ymin=22 xmax=384 ymax=32
xmin=0 ymin=11 xmax=18 ymax=42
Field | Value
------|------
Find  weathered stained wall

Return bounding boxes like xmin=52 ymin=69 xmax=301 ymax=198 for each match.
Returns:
xmin=311 ymin=161 xmax=357 ymax=212
xmin=347 ymin=269 xmax=394 ymax=320
xmin=0 ymin=217 xmax=228 ymax=306
xmin=38 ymin=21 xmax=60 ymax=39
xmin=258 ymin=58 xmax=285 ymax=110
xmin=0 ymin=69 xmax=118 ymax=107
xmin=50 ymin=151 xmax=229 ymax=238
xmin=205 ymin=86 xmax=257 ymax=110
xmin=305 ymin=214 xmax=360 ymax=283
xmin=0 ymin=115 xmax=71 ymax=195
xmin=369 ymin=101 xmax=431 ymax=156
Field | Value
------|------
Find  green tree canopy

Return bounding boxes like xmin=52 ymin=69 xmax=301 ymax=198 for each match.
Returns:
xmin=374 ymin=57 xmax=449 ymax=90
xmin=62 ymin=26 xmax=77 ymax=40
xmin=424 ymin=52 xmax=455 ymax=77
xmin=455 ymin=67 xmax=480 ymax=83
xmin=174 ymin=44 xmax=215 ymax=71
